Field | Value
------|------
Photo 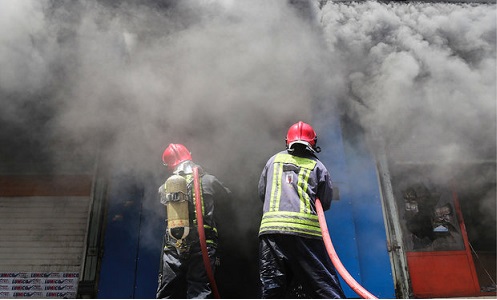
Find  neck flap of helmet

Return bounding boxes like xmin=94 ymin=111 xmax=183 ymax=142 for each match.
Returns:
xmin=287 ymin=141 xmax=321 ymax=154
xmin=173 ymin=160 xmax=202 ymax=176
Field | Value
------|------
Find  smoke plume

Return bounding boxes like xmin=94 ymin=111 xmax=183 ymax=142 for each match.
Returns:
xmin=319 ymin=1 xmax=496 ymax=165
xmin=0 ymin=0 xmax=495 ymax=297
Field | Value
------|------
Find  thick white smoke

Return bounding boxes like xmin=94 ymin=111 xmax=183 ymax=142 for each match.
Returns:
xmin=5 ymin=0 xmax=493 ymax=194
xmin=319 ymin=1 xmax=496 ymax=166
xmin=0 ymin=0 xmax=495 ymax=296
xmin=0 ymin=3 xmax=332 ymax=290
xmin=318 ymin=4 xmax=495 ymax=285
xmin=0 ymin=1 xmax=333 ymax=177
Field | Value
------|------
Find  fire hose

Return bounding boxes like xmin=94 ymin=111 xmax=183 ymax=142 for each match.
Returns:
xmin=193 ymin=166 xmax=221 ymax=299
xmin=315 ymin=198 xmax=378 ymax=299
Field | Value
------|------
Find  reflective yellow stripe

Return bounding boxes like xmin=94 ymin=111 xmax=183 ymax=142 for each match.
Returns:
xmin=274 ymin=153 xmax=317 ymax=170
xmin=186 ymin=174 xmax=205 ymax=215
xmin=204 ymin=224 xmax=217 ymax=234
xmin=265 ymin=154 xmax=318 ymax=234
xmin=273 ymin=153 xmax=315 ymax=214
xmin=262 ymin=211 xmax=319 ymax=222
xmin=270 ymin=162 xmax=283 ymax=212
xmin=259 ymin=211 xmax=322 ymax=237
xmin=298 ymin=168 xmax=311 ymax=214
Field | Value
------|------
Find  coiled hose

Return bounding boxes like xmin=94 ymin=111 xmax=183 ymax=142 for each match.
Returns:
xmin=316 ymin=198 xmax=378 ymax=299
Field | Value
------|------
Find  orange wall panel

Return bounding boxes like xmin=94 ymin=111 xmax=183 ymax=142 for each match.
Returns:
xmin=407 ymin=251 xmax=480 ymax=298
xmin=0 ymin=175 xmax=92 ymax=196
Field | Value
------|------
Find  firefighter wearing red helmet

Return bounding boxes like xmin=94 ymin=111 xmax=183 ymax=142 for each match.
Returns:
xmin=258 ymin=121 xmax=345 ymax=298
xmin=161 ymin=143 xmax=193 ymax=171
xmin=285 ymin=120 xmax=321 ymax=153
xmin=156 ymin=143 xmax=231 ymax=299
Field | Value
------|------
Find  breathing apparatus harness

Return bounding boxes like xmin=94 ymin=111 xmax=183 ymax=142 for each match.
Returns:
xmin=161 ymin=163 xmax=220 ymax=298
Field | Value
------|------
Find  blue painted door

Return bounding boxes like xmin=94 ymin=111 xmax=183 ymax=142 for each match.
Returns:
xmin=316 ymin=115 xmax=396 ymax=298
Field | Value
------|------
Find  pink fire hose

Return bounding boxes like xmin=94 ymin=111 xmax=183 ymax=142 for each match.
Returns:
xmin=315 ymin=198 xmax=378 ymax=299
xmin=193 ymin=166 xmax=221 ymax=299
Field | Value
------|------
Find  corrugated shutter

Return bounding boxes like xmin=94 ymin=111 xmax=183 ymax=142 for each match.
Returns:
xmin=0 ymin=196 xmax=90 ymax=273
xmin=0 ymin=175 xmax=93 ymax=298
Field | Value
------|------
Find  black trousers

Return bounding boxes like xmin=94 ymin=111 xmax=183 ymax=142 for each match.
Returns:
xmin=156 ymin=243 xmax=216 ymax=299
xmin=259 ymin=234 xmax=346 ymax=299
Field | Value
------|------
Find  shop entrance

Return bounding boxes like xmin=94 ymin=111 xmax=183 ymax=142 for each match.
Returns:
xmin=389 ymin=163 xmax=496 ymax=298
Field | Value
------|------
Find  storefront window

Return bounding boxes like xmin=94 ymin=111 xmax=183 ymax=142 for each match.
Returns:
xmin=400 ymin=183 xmax=464 ymax=252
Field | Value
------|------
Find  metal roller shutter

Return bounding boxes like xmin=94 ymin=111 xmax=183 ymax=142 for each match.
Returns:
xmin=0 ymin=176 xmax=92 ymax=298
xmin=0 ymin=196 xmax=90 ymax=271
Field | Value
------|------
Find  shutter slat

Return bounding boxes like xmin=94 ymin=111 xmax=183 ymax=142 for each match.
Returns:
xmin=0 ymin=196 xmax=90 ymax=273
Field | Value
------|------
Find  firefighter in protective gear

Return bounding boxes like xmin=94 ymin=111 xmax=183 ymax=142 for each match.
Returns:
xmin=258 ymin=121 xmax=345 ymax=299
xmin=157 ymin=143 xmax=231 ymax=299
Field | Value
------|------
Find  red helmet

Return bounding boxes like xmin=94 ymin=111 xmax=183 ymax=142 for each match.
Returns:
xmin=286 ymin=121 xmax=318 ymax=151
xmin=162 ymin=144 xmax=192 ymax=171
